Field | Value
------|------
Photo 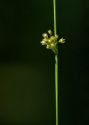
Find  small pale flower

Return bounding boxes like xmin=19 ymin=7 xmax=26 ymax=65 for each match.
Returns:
xmin=48 ymin=39 xmax=51 ymax=43
xmin=50 ymin=43 xmax=55 ymax=48
xmin=48 ymin=30 xmax=52 ymax=35
xmin=41 ymin=40 xmax=46 ymax=45
xmin=50 ymin=36 xmax=55 ymax=41
xmin=46 ymin=45 xmax=51 ymax=49
xmin=59 ymin=38 xmax=65 ymax=43
xmin=42 ymin=33 xmax=48 ymax=38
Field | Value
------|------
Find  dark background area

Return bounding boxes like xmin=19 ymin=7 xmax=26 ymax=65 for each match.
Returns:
xmin=0 ymin=0 xmax=89 ymax=125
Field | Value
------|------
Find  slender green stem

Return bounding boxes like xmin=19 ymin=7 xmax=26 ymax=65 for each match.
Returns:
xmin=53 ymin=0 xmax=59 ymax=125
xmin=53 ymin=0 xmax=57 ymax=35
xmin=55 ymin=55 xmax=58 ymax=125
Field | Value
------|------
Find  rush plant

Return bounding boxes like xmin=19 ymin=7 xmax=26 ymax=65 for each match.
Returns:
xmin=41 ymin=0 xmax=65 ymax=125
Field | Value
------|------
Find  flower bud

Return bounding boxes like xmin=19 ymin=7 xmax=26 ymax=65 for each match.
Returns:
xmin=50 ymin=43 xmax=55 ymax=48
xmin=48 ymin=30 xmax=52 ymax=35
xmin=42 ymin=33 xmax=48 ymax=38
xmin=46 ymin=45 xmax=50 ymax=49
xmin=41 ymin=40 xmax=46 ymax=45
xmin=59 ymin=38 xmax=65 ymax=43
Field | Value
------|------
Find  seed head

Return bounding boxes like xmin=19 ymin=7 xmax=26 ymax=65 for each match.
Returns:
xmin=41 ymin=30 xmax=65 ymax=54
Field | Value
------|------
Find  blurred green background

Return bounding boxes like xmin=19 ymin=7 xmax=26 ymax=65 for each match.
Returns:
xmin=0 ymin=0 xmax=89 ymax=125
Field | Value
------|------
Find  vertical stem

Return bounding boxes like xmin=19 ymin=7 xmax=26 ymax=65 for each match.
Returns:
xmin=53 ymin=0 xmax=59 ymax=125
xmin=55 ymin=55 xmax=58 ymax=125
xmin=53 ymin=0 xmax=57 ymax=35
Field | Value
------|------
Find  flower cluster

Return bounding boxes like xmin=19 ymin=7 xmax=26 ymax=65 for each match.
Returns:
xmin=41 ymin=30 xmax=65 ymax=54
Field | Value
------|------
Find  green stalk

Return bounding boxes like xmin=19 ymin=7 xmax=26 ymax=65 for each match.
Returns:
xmin=53 ymin=0 xmax=59 ymax=125
xmin=53 ymin=0 xmax=57 ymax=34
xmin=55 ymin=54 xmax=58 ymax=125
